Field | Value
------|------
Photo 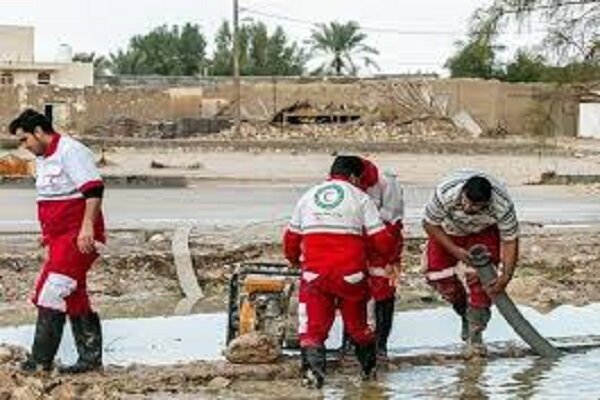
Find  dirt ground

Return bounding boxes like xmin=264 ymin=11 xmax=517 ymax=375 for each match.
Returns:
xmin=92 ymin=144 xmax=600 ymax=186
xmin=0 ymin=338 xmax=535 ymax=399
xmin=2 ymin=134 xmax=600 ymax=398
xmin=1 ymin=227 xmax=599 ymax=327
xmin=4 ymin=131 xmax=600 ymax=186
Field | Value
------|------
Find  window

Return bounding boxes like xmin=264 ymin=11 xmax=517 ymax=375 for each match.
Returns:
xmin=37 ymin=72 xmax=51 ymax=85
xmin=0 ymin=72 xmax=14 ymax=85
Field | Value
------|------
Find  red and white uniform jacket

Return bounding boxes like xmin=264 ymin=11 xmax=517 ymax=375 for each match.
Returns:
xmin=283 ymin=177 xmax=394 ymax=278
xmin=359 ymin=159 xmax=404 ymax=270
xmin=36 ymin=134 xmax=105 ymax=241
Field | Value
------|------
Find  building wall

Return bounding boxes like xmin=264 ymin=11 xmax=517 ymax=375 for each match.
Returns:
xmin=0 ymin=79 xmax=580 ymax=137
xmin=0 ymin=63 xmax=93 ymax=88
xmin=0 ymin=85 xmax=172 ymax=134
xmin=52 ymin=63 xmax=94 ymax=87
xmin=203 ymin=78 xmax=578 ymax=136
xmin=0 ymin=25 xmax=92 ymax=88
xmin=0 ymin=25 xmax=34 ymax=63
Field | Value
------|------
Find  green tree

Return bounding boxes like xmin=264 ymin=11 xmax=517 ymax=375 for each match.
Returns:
xmin=110 ymin=23 xmax=207 ymax=75
xmin=308 ymin=21 xmax=379 ymax=76
xmin=109 ymin=49 xmax=146 ymax=75
xmin=445 ymin=36 xmax=505 ymax=79
xmin=504 ymin=50 xmax=547 ymax=82
xmin=471 ymin=1 xmax=599 ymax=64
xmin=72 ymin=52 xmax=111 ymax=77
xmin=212 ymin=22 xmax=234 ymax=75
xmin=210 ymin=21 xmax=306 ymax=76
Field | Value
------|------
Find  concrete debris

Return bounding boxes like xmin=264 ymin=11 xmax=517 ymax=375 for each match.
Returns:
xmin=369 ymin=80 xmax=448 ymax=123
xmin=225 ymin=332 xmax=281 ymax=364
xmin=452 ymin=110 xmax=483 ymax=138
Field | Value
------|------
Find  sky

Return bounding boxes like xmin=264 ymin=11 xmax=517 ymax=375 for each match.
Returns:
xmin=1 ymin=0 xmax=547 ymax=76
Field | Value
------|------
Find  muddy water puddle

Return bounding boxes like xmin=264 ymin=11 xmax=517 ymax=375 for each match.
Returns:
xmin=2 ymin=305 xmax=600 ymax=398
xmin=124 ymin=351 xmax=600 ymax=399
xmin=317 ymin=349 xmax=600 ymax=399
xmin=1 ymin=304 xmax=600 ymax=365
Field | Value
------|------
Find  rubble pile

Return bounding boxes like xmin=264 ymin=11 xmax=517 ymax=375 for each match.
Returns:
xmin=222 ymin=120 xmax=460 ymax=141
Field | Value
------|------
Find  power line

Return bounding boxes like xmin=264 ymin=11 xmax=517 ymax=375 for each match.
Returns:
xmin=240 ymin=7 xmax=464 ymax=36
xmin=240 ymin=6 xmax=550 ymax=36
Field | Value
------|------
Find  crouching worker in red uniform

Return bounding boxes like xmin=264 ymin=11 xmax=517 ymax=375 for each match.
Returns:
xmin=422 ymin=170 xmax=519 ymax=355
xmin=283 ymin=155 xmax=394 ymax=389
xmin=359 ymin=158 xmax=404 ymax=359
xmin=9 ymin=109 xmax=106 ymax=374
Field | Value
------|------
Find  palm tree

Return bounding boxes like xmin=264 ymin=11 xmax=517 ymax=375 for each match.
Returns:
xmin=308 ymin=21 xmax=379 ymax=76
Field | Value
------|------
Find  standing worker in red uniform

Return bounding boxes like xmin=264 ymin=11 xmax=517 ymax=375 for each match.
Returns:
xmin=283 ymin=155 xmax=394 ymax=388
xmin=9 ymin=109 xmax=106 ymax=373
xmin=358 ymin=158 xmax=404 ymax=359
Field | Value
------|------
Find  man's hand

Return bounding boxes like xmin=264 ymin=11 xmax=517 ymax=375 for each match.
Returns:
xmin=386 ymin=261 xmax=401 ymax=285
xmin=485 ymin=273 xmax=511 ymax=298
xmin=452 ymin=246 xmax=472 ymax=266
xmin=77 ymin=221 xmax=96 ymax=254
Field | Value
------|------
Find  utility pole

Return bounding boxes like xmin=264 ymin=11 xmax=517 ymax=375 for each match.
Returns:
xmin=233 ymin=0 xmax=241 ymax=136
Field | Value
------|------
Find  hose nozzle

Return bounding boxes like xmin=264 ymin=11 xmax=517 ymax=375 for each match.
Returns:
xmin=469 ymin=244 xmax=491 ymax=269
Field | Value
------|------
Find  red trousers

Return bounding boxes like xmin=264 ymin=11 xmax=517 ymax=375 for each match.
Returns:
xmin=368 ymin=231 xmax=403 ymax=301
xmin=32 ymin=232 xmax=100 ymax=316
xmin=298 ymin=270 xmax=374 ymax=347
xmin=368 ymin=273 xmax=395 ymax=301
xmin=425 ymin=226 xmax=500 ymax=309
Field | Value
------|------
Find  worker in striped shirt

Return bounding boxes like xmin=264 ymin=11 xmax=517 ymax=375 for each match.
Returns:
xmin=422 ymin=170 xmax=519 ymax=353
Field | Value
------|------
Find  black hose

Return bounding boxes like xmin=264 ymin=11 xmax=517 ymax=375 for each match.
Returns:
xmin=469 ymin=244 xmax=562 ymax=358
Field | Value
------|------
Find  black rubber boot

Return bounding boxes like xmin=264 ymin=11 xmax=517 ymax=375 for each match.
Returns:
xmin=452 ymin=301 xmax=469 ymax=342
xmin=21 ymin=308 xmax=66 ymax=373
xmin=375 ymin=297 xmax=395 ymax=358
xmin=58 ymin=312 xmax=103 ymax=374
xmin=339 ymin=331 xmax=354 ymax=358
xmin=301 ymin=346 xmax=326 ymax=389
xmin=355 ymin=341 xmax=377 ymax=381
xmin=466 ymin=307 xmax=491 ymax=357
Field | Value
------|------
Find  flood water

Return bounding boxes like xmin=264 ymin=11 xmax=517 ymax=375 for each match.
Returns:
xmin=319 ymin=349 xmax=600 ymax=399
xmin=2 ymin=304 xmax=600 ymax=398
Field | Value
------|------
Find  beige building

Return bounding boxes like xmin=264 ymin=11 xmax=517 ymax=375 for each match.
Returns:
xmin=0 ymin=25 xmax=93 ymax=88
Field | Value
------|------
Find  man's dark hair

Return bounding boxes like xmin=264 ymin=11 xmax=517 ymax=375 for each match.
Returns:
xmin=8 ymin=116 xmax=23 ymax=135
xmin=8 ymin=109 xmax=53 ymax=135
xmin=330 ymin=155 xmax=364 ymax=178
xmin=463 ymin=176 xmax=492 ymax=203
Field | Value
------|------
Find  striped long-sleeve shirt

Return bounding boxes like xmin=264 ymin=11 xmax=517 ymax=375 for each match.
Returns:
xmin=423 ymin=170 xmax=519 ymax=241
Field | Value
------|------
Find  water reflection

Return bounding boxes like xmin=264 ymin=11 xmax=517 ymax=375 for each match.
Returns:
xmin=506 ymin=357 xmax=557 ymax=399
xmin=457 ymin=359 xmax=489 ymax=400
